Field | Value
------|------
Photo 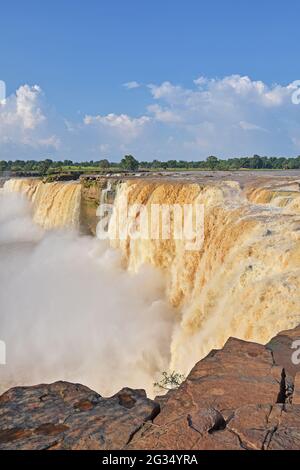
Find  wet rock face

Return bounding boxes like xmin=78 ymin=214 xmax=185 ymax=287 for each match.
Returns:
xmin=80 ymin=179 xmax=104 ymax=236
xmin=79 ymin=178 xmax=119 ymax=235
xmin=1 ymin=325 xmax=300 ymax=450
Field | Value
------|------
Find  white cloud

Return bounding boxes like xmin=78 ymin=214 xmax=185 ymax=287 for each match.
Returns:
xmin=145 ymin=75 xmax=300 ymax=157
xmin=123 ymin=81 xmax=141 ymax=89
xmin=0 ymin=75 xmax=300 ymax=161
xmin=84 ymin=113 xmax=150 ymax=140
xmin=15 ymin=85 xmax=45 ymax=129
xmin=0 ymin=80 xmax=6 ymax=104
xmin=239 ymin=121 xmax=267 ymax=132
xmin=37 ymin=135 xmax=61 ymax=149
xmin=0 ymin=84 xmax=60 ymax=155
xmin=147 ymin=104 xmax=181 ymax=123
xmin=193 ymin=76 xmax=208 ymax=87
xmin=0 ymin=85 xmax=45 ymax=137
xmin=148 ymin=81 xmax=190 ymax=104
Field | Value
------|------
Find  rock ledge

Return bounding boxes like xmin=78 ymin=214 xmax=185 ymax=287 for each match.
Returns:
xmin=1 ymin=325 xmax=300 ymax=450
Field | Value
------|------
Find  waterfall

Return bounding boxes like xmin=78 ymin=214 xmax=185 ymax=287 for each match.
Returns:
xmin=3 ymin=175 xmax=300 ymax=377
xmin=107 ymin=179 xmax=300 ymax=374
xmin=4 ymin=179 xmax=81 ymax=230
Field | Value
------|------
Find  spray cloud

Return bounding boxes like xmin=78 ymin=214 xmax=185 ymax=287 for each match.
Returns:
xmin=0 ymin=190 xmax=175 ymax=397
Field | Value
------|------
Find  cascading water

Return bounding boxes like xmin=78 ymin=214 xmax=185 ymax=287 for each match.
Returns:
xmin=3 ymin=178 xmax=81 ymax=230
xmin=1 ymin=175 xmax=300 ymax=392
xmin=100 ymin=180 xmax=113 ymax=205
xmin=108 ymin=179 xmax=300 ymax=374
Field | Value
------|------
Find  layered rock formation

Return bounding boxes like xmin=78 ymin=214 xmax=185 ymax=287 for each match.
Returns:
xmin=1 ymin=324 xmax=300 ymax=450
xmin=2 ymin=172 xmax=300 ymax=450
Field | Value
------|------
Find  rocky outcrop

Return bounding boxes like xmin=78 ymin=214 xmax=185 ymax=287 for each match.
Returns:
xmin=80 ymin=178 xmax=105 ymax=235
xmin=79 ymin=177 xmax=119 ymax=235
xmin=129 ymin=325 xmax=300 ymax=450
xmin=1 ymin=325 xmax=300 ymax=450
xmin=0 ymin=384 xmax=159 ymax=450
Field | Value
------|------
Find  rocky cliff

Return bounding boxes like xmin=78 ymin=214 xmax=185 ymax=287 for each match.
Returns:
xmin=1 ymin=323 xmax=300 ymax=450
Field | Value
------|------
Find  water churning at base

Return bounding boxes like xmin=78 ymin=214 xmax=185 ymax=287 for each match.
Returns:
xmin=1 ymin=175 xmax=300 ymax=393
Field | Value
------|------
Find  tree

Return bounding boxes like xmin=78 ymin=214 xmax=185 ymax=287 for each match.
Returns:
xmin=206 ymin=155 xmax=219 ymax=170
xmin=166 ymin=160 xmax=178 ymax=168
xmin=99 ymin=159 xmax=110 ymax=169
xmin=63 ymin=160 xmax=73 ymax=167
xmin=39 ymin=159 xmax=52 ymax=175
xmin=0 ymin=161 xmax=7 ymax=171
xmin=120 ymin=155 xmax=139 ymax=171
xmin=250 ymin=154 xmax=263 ymax=169
xmin=151 ymin=159 xmax=161 ymax=168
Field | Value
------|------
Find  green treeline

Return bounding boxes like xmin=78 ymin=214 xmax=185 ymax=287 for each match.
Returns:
xmin=1 ymin=154 xmax=300 ymax=175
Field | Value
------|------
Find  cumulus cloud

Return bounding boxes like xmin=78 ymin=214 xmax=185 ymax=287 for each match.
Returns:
xmin=148 ymin=81 xmax=189 ymax=103
xmin=0 ymin=85 xmax=45 ymax=137
xmin=0 ymin=75 xmax=300 ymax=161
xmin=146 ymin=75 xmax=300 ymax=157
xmin=0 ymin=84 xmax=60 ymax=155
xmin=84 ymin=113 xmax=150 ymax=140
xmin=15 ymin=85 xmax=45 ymax=129
xmin=123 ymin=81 xmax=141 ymax=89
xmin=147 ymin=104 xmax=181 ymax=123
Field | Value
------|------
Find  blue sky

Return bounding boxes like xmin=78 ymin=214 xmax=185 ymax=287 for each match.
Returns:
xmin=0 ymin=0 xmax=300 ymax=161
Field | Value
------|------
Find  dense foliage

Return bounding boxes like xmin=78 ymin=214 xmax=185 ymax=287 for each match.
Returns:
xmin=1 ymin=154 xmax=300 ymax=175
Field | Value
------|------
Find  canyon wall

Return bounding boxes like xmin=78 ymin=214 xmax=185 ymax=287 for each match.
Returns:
xmin=4 ymin=175 xmax=300 ymax=377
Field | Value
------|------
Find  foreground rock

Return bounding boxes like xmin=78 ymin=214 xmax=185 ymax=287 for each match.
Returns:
xmin=1 ymin=325 xmax=300 ymax=450
xmin=0 ymin=384 xmax=159 ymax=450
xmin=129 ymin=334 xmax=300 ymax=450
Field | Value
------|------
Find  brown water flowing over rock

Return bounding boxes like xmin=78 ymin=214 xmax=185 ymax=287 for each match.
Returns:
xmin=3 ymin=178 xmax=81 ymax=230
xmin=1 ymin=324 xmax=300 ymax=450
xmin=108 ymin=176 xmax=300 ymax=375
xmin=4 ymin=175 xmax=300 ymax=372
xmin=2 ymin=172 xmax=300 ymax=449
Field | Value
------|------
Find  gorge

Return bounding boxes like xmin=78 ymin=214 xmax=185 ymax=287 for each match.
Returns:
xmin=1 ymin=171 xmax=300 ymax=449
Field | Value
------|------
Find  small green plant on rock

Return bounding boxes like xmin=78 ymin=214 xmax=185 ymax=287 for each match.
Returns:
xmin=154 ymin=371 xmax=185 ymax=391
